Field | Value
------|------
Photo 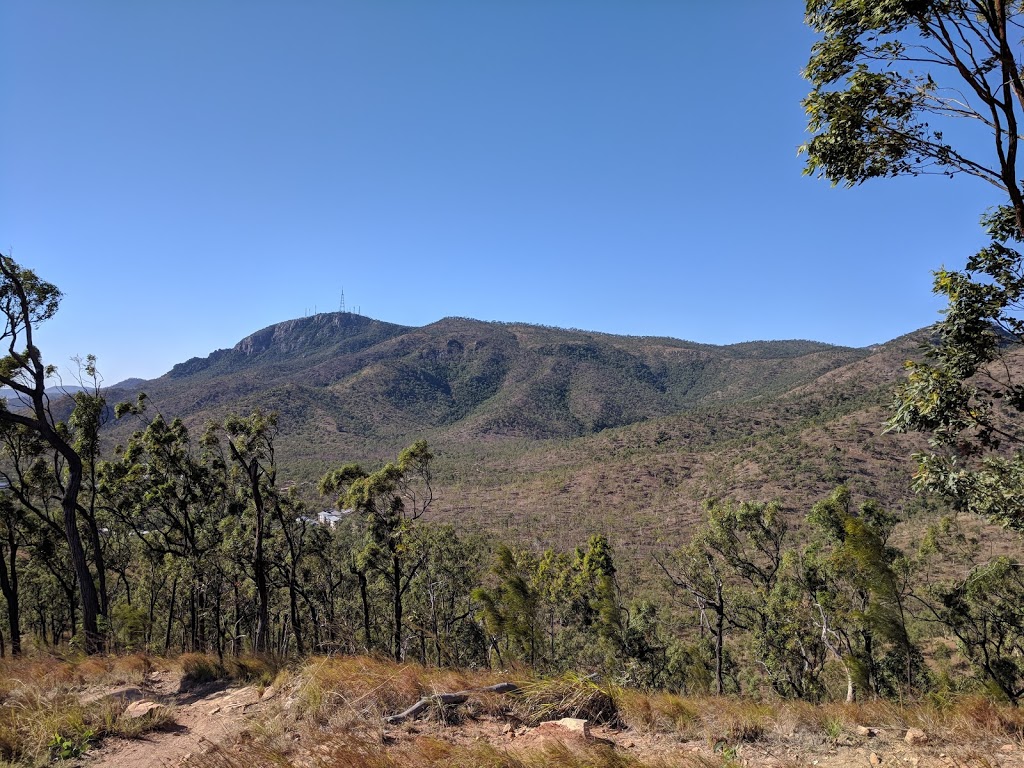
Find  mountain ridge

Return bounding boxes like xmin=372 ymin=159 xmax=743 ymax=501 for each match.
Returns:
xmin=98 ymin=311 xmax=937 ymax=556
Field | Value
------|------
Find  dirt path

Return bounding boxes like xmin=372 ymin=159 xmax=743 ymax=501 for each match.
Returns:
xmin=87 ymin=671 xmax=268 ymax=768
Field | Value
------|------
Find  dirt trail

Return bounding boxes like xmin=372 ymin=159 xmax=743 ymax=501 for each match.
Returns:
xmin=87 ymin=671 xmax=268 ymax=768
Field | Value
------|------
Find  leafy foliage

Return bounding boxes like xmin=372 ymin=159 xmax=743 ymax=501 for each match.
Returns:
xmin=802 ymin=3 xmax=1024 ymax=526
xmin=889 ymin=209 xmax=1024 ymax=528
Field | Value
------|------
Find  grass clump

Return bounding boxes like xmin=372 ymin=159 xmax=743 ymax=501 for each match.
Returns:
xmin=511 ymin=673 xmax=619 ymax=727
xmin=223 ymin=653 xmax=285 ymax=687
xmin=615 ymin=689 xmax=699 ymax=736
xmin=291 ymin=655 xmax=506 ymax=727
xmin=0 ymin=667 xmax=171 ymax=767
xmin=177 ymin=653 xmax=226 ymax=691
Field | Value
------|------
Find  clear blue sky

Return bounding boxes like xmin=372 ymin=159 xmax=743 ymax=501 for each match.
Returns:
xmin=0 ymin=2 xmax=1001 ymax=385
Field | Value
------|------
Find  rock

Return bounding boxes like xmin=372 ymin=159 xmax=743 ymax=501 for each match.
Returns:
xmin=856 ymin=726 xmax=878 ymax=737
xmin=124 ymin=699 xmax=163 ymax=719
xmin=869 ymin=752 xmax=881 ymax=765
xmin=552 ymin=718 xmax=591 ymax=738
xmin=260 ymin=685 xmax=277 ymax=701
xmin=534 ymin=718 xmax=593 ymax=741
xmin=904 ymin=728 xmax=928 ymax=746
xmin=1000 ymin=744 xmax=1016 ymax=752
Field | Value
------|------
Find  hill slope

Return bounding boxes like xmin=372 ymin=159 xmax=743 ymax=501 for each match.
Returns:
xmin=107 ymin=313 xmax=933 ymax=557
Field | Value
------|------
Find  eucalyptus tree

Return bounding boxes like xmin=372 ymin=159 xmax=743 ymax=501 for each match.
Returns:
xmin=0 ymin=422 xmax=52 ymax=655
xmin=0 ymin=494 xmax=30 ymax=655
xmin=207 ymin=410 xmax=280 ymax=652
xmin=666 ymin=500 xmax=829 ymax=698
xmin=402 ymin=525 xmax=486 ymax=667
xmin=319 ymin=440 xmax=435 ymax=661
xmin=803 ymin=3 xmax=1024 ymax=527
xmin=804 ymin=486 xmax=915 ymax=701
xmin=0 ymin=255 xmax=104 ymax=651
xmin=656 ymin=535 xmax=729 ymax=694
xmin=103 ymin=399 xmax=230 ymax=651
xmin=473 ymin=545 xmax=542 ymax=667
xmin=266 ymin=488 xmax=312 ymax=656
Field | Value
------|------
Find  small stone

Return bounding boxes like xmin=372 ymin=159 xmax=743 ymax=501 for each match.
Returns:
xmin=553 ymin=717 xmax=591 ymax=738
xmin=124 ymin=700 xmax=163 ymax=719
xmin=870 ymin=753 xmax=882 ymax=765
xmin=1000 ymin=744 xmax=1016 ymax=753
xmin=502 ymin=723 xmax=514 ymax=735
xmin=857 ymin=725 xmax=878 ymax=737
xmin=260 ymin=685 xmax=277 ymax=701
xmin=904 ymin=728 xmax=928 ymax=746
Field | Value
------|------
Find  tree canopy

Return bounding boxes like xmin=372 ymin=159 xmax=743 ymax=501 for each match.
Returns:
xmin=803 ymin=1 xmax=1024 ymax=527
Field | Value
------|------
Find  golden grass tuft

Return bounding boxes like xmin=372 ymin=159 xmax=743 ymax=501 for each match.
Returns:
xmin=0 ymin=657 xmax=172 ymax=767
xmin=176 ymin=652 xmax=226 ymax=689
xmin=290 ymin=655 xmax=507 ymax=727
xmin=110 ymin=652 xmax=154 ymax=685
xmin=510 ymin=673 xmax=619 ymax=727
xmin=223 ymin=653 xmax=285 ymax=686
xmin=615 ymin=689 xmax=699 ymax=735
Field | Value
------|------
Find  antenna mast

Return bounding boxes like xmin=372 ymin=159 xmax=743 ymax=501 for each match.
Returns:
xmin=339 ymin=289 xmax=346 ymax=314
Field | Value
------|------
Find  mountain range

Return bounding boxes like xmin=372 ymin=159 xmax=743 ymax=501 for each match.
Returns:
xmin=97 ymin=311 xmax=947 ymax=563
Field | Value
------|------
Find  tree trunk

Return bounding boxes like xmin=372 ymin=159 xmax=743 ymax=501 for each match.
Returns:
xmin=714 ymin=606 xmax=724 ymax=696
xmin=288 ymin=571 xmax=304 ymax=657
xmin=0 ymin=529 xmax=21 ymax=656
xmin=61 ymin=456 xmax=103 ymax=653
xmin=354 ymin=564 xmax=371 ymax=652
xmin=249 ymin=467 xmax=270 ymax=653
xmin=164 ymin=575 xmax=178 ymax=655
xmin=393 ymin=556 xmax=403 ymax=661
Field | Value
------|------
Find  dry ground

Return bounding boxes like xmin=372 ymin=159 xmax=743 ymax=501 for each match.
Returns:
xmin=67 ymin=658 xmax=1023 ymax=768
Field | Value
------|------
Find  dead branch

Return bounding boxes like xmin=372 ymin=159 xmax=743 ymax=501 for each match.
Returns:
xmin=384 ymin=681 xmax=520 ymax=724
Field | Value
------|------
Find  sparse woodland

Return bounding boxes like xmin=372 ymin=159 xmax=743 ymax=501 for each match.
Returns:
xmin=9 ymin=1 xmax=1024 ymax=765
xmin=0 ymin=253 xmax=1020 ymax=719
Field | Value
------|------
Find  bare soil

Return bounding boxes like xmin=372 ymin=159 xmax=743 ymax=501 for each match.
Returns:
xmin=86 ymin=669 xmax=265 ymax=768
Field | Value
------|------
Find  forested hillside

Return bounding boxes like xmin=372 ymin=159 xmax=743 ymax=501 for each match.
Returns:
xmin=0 ymin=256 xmax=1021 ymax=715
xmin=99 ymin=312 xmax=926 ymax=557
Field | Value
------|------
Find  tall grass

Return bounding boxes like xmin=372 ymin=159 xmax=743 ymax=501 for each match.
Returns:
xmin=0 ymin=654 xmax=171 ymax=766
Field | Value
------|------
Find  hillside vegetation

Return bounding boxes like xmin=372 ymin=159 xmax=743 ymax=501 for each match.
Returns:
xmin=108 ymin=313 xmax=923 ymax=556
xmin=5 ymin=290 xmax=1024 ymax=740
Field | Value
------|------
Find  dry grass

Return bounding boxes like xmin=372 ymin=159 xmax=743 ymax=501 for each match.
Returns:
xmin=188 ymin=733 xmax=715 ymax=768
xmin=172 ymin=652 xmax=287 ymax=692
xmin=510 ymin=673 xmax=620 ymax=726
xmin=0 ymin=653 xmax=171 ymax=766
xmin=290 ymin=655 xmax=509 ymax=726
xmin=6 ymin=653 xmax=1024 ymax=767
xmin=249 ymin=657 xmax=1024 ymax=766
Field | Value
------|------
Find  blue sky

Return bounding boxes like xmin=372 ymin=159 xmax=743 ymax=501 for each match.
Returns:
xmin=1 ymin=2 xmax=1002 ymax=385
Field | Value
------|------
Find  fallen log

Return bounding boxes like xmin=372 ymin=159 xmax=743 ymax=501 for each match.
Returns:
xmin=385 ymin=681 xmax=520 ymax=724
